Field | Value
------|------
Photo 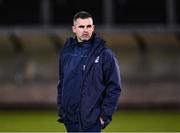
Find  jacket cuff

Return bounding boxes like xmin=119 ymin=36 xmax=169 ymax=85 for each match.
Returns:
xmin=100 ymin=113 xmax=112 ymax=129
xmin=57 ymin=117 xmax=64 ymax=123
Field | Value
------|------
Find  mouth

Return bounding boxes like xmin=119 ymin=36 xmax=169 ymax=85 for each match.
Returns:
xmin=80 ymin=34 xmax=90 ymax=41
xmin=83 ymin=33 xmax=88 ymax=36
xmin=82 ymin=34 xmax=89 ymax=38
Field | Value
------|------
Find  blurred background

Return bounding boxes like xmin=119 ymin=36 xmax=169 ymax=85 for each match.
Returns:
xmin=0 ymin=0 xmax=180 ymax=132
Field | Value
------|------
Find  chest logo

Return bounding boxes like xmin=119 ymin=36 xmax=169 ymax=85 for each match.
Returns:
xmin=94 ymin=56 xmax=99 ymax=63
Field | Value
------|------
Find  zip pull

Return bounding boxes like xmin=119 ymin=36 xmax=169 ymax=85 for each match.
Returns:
xmin=83 ymin=65 xmax=86 ymax=71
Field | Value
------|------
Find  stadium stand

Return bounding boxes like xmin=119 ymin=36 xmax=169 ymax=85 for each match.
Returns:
xmin=14 ymin=32 xmax=59 ymax=82
xmin=101 ymin=32 xmax=140 ymax=81
xmin=139 ymin=32 xmax=180 ymax=81
xmin=0 ymin=33 xmax=18 ymax=82
xmin=0 ymin=31 xmax=180 ymax=109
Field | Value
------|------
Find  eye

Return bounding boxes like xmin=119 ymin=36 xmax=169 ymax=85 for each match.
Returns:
xmin=79 ymin=25 xmax=85 ymax=28
xmin=87 ymin=25 xmax=92 ymax=28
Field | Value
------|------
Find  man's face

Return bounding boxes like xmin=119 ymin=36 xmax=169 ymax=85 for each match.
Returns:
xmin=72 ymin=17 xmax=95 ymax=42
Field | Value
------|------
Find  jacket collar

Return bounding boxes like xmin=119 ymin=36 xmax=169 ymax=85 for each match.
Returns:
xmin=75 ymin=32 xmax=96 ymax=45
xmin=64 ymin=33 xmax=106 ymax=56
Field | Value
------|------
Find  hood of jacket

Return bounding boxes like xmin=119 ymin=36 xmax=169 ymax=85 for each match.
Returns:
xmin=64 ymin=33 xmax=106 ymax=57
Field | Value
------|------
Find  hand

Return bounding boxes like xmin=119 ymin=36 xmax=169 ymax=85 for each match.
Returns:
xmin=100 ymin=117 xmax=105 ymax=126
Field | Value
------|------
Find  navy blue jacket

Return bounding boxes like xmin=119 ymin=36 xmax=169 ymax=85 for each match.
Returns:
xmin=57 ymin=33 xmax=121 ymax=130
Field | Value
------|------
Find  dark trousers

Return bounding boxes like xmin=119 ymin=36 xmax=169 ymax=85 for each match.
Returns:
xmin=64 ymin=120 xmax=102 ymax=132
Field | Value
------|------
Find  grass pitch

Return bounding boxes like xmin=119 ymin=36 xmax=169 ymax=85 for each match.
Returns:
xmin=0 ymin=110 xmax=179 ymax=132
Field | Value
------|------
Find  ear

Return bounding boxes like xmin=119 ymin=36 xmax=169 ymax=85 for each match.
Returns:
xmin=72 ymin=26 xmax=76 ymax=33
xmin=92 ymin=25 xmax=95 ymax=31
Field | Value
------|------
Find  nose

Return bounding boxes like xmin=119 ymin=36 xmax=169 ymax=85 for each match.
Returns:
xmin=83 ymin=28 xmax=88 ymax=33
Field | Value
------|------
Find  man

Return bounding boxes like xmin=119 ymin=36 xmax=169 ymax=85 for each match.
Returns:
xmin=57 ymin=11 xmax=121 ymax=132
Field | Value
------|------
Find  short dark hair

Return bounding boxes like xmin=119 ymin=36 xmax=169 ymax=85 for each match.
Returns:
xmin=73 ymin=11 xmax=92 ymax=24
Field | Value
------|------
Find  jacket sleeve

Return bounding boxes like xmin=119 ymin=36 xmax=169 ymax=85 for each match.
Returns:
xmin=100 ymin=49 xmax=122 ymax=128
xmin=57 ymin=51 xmax=64 ymax=122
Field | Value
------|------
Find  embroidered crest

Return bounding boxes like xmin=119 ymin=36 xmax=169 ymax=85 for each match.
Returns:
xmin=94 ymin=56 xmax=99 ymax=63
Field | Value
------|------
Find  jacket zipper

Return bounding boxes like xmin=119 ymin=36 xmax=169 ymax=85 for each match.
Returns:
xmin=79 ymin=65 xmax=86 ymax=131
xmin=83 ymin=65 xmax=86 ymax=71
xmin=79 ymin=55 xmax=99 ymax=131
